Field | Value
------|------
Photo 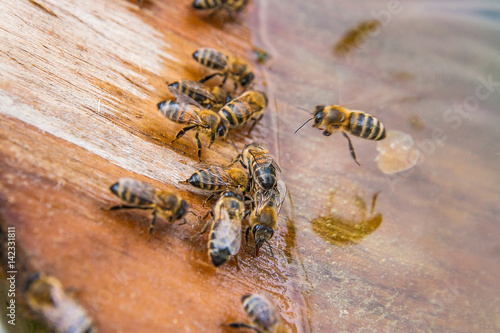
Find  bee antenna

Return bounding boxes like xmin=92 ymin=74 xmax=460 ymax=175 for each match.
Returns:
xmin=297 ymin=107 xmax=311 ymax=114
xmin=266 ymin=240 xmax=274 ymax=257
xmin=294 ymin=118 xmax=313 ymax=133
xmin=227 ymin=133 xmax=239 ymax=153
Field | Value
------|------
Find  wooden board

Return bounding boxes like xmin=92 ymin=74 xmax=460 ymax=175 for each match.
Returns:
xmin=1 ymin=0 xmax=500 ymax=332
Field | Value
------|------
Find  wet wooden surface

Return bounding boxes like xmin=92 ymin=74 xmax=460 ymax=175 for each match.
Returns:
xmin=1 ymin=0 xmax=500 ymax=332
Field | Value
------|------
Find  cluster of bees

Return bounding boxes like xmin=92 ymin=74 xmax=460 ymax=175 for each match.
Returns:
xmin=23 ymin=1 xmax=389 ymax=332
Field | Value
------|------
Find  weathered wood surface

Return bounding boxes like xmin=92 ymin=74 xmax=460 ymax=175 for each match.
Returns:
xmin=1 ymin=0 xmax=500 ymax=332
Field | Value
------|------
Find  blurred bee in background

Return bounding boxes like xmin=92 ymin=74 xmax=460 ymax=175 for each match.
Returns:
xmin=228 ymin=293 xmax=289 ymax=333
xmin=192 ymin=0 xmax=249 ymax=17
xmin=109 ymin=178 xmax=189 ymax=241
xmin=197 ymin=189 xmax=246 ymax=267
xmin=192 ymin=47 xmax=254 ymax=92
xmin=231 ymin=142 xmax=281 ymax=193
xmin=157 ymin=99 xmax=228 ymax=161
xmin=219 ymin=90 xmax=267 ymax=135
xmin=168 ymin=78 xmax=231 ymax=112
xmin=24 ymin=272 xmax=95 ymax=333
xmin=295 ymin=105 xmax=386 ymax=165
xmin=182 ymin=164 xmax=249 ymax=206
xmin=247 ymin=180 xmax=287 ymax=257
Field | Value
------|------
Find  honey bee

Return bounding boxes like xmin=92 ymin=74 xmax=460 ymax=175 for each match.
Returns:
xmin=231 ymin=142 xmax=281 ymax=192
xmin=109 ymin=178 xmax=188 ymax=241
xmin=183 ymin=165 xmax=249 ymax=205
xmin=219 ymin=90 xmax=268 ymax=134
xmin=296 ymin=105 xmax=386 ymax=165
xmin=247 ymin=180 xmax=287 ymax=257
xmin=168 ymin=78 xmax=231 ymax=111
xmin=197 ymin=189 xmax=246 ymax=267
xmin=228 ymin=293 xmax=289 ymax=333
xmin=192 ymin=0 xmax=248 ymax=14
xmin=192 ymin=47 xmax=254 ymax=91
xmin=157 ymin=99 xmax=227 ymax=161
xmin=24 ymin=272 xmax=95 ymax=333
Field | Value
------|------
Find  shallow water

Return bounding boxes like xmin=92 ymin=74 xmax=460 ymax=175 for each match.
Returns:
xmin=248 ymin=1 xmax=500 ymax=332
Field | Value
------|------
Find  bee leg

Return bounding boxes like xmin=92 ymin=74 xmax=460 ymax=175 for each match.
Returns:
xmin=247 ymin=114 xmax=263 ymax=135
xmin=208 ymin=133 xmax=216 ymax=149
xmin=147 ymin=210 xmax=158 ymax=242
xmin=108 ymin=205 xmax=151 ymax=211
xmin=202 ymin=193 xmax=217 ymax=208
xmin=199 ymin=72 xmax=223 ymax=84
xmin=245 ymin=226 xmax=251 ymax=245
xmin=228 ymin=154 xmax=242 ymax=167
xmin=233 ymin=254 xmax=241 ymax=271
xmin=193 ymin=210 xmax=214 ymax=237
xmin=342 ymin=132 xmax=360 ymax=166
xmin=172 ymin=125 xmax=197 ymax=144
xmin=195 ymin=131 xmax=203 ymax=162
xmin=227 ymin=323 xmax=262 ymax=333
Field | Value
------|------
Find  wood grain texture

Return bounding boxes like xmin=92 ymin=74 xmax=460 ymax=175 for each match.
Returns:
xmin=1 ymin=0 xmax=500 ymax=332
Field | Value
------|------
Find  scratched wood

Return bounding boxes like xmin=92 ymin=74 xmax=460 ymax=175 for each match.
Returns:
xmin=1 ymin=0 xmax=500 ymax=332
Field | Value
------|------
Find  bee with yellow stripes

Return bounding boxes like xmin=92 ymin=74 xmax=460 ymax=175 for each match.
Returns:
xmin=192 ymin=0 xmax=249 ymax=18
xmin=296 ymin=104 xmax=386 ymax=165
xmin=109 ymin=178 xmax=189 ymax=241
xmin=228 ymin=293 xmax=290 ymax=333
xmin=219 ymin=90 xmax=268 ymax=135
xmin=168 ymin=78 xmax=231 ymax=112
xmin=192 ymin=47 xmax=254 ymax=91
xmin=182 ymin=164 xmax=249 ymax=206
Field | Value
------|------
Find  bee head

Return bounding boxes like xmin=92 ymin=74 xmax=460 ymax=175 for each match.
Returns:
xmin=174 ymin=200 xmax=188 ymax=220
xmin=253 ymin=225 xmax=274 ymax=256
xmin=215 ymin=121 xmax=229 ymax=139
xmin=240 ymin=72 xmax=255 ymax=87
xmin=312 ymin=105 xmax=325 ymax=127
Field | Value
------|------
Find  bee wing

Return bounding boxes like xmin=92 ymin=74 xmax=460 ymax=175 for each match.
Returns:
xmin=275 ymin=180 xmax=287 ymax=215
xmin=210 ymin=51 xmax=230 ymax=70
xmin=168 ymin=88 xmax=205 ymax=110
xmin=251 ymin=154 xmax=282 ymax=173
xmin=169 ymin=80 xmax=218 ymax=105
xmin=192 ymin=164 xmax=236 ymax=187
xmin=123 ymin=179 xmax=157 ymax=204
xmin=215 ymin=205 xmax=242 ymax=255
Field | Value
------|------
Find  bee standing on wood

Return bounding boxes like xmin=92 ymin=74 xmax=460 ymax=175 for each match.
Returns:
xmin=168 ymin=78 xmax=231 ymax=111
xmin=231 ymin=142 xmax=281 ymax=192
xmin=182 ymin=165 xmax=249 ymax=206
xmin=219 ymin=90 xmax=268 ymax=135
xmin=247 ymin=180 xmax=287 ymax=257
xmin=192 ymin=47 xmax=254 ymax=91
xmin=24 ymin=273 xmax=95 ymax=333
xmin=228 ymin=293 xmax=289 ymax=333
xmin=192 ymin=0 xmax=248 ymax=14
xmin=197 ymin=189 xmax=246 ymax=267
xmin=109 ymin=178 xmax=188 ymax=241
xmin=157 ymin=99 xmax=227 ymax=161
xmin=295 ymin=105 xmax=386 ymax=165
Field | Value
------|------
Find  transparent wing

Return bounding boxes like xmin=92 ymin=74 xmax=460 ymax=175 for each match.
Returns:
xmin=167 ymin=87 xmax=205 ymax=110
xmin=214 ymin=204 xmax=242 ymax=255
xmin=275 ymin=180 xmax=287 ymax=214
xmin=121 ymin=178 xmax=157 ymax=203
xmin=192 ymin=164 xmax=236 ymax=187
xmin=169 ymin=79 xmax=217 ymax=106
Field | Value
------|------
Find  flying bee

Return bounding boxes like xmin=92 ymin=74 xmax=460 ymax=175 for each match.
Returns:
xmin=247 ymin=180 xmax=287 ymax=257
xmin=182 ymin=165 xmax=249 ymax=206
xmin=295 ymin=105 xmax=387 ymax=165
xmin=231 ymin=142 xmax=281 ymax=193
xmin=192 ymin=0 xmax=248 ymax=15
xmin=219 ymin=90 xmax=268 ymax=135
xmin=24 ymin=272 xmax=95 ymax=333
xmin=109 ymin=178 xmax=189 ymax=241
xmin=193 ymin=47 xmax=254 ymax=91
xmin=228 ymin=294 xmax=289 ymax=333
xmin=168 ymin=78 xmax=231 ymax=111
xmin=157 ymin=99 xmax=228 ymax=161
xmin=197 ymin=189 xmax=246 ymax=267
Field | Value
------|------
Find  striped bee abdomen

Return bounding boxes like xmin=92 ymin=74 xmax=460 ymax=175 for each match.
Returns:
xmin=192 ymin=0 xmax=223 ymax=10
xmin=188 ymin=168 xmax=226 ymax=191
xmin=157 ymin=101 xmax=199 ymax=124
xmin=110 ymin=181 xmax=153 ymax=207
xmin=219 ymin=102 xmax=249 ymax=128
xmin=348 ymin=111 xmax=386 ymax=141
xmin=192 ymin=48 xmax=228 ymax=70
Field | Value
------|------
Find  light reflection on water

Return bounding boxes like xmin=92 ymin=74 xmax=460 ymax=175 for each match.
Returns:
xmin=250 ymin=0 xmax=500 ymax=332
